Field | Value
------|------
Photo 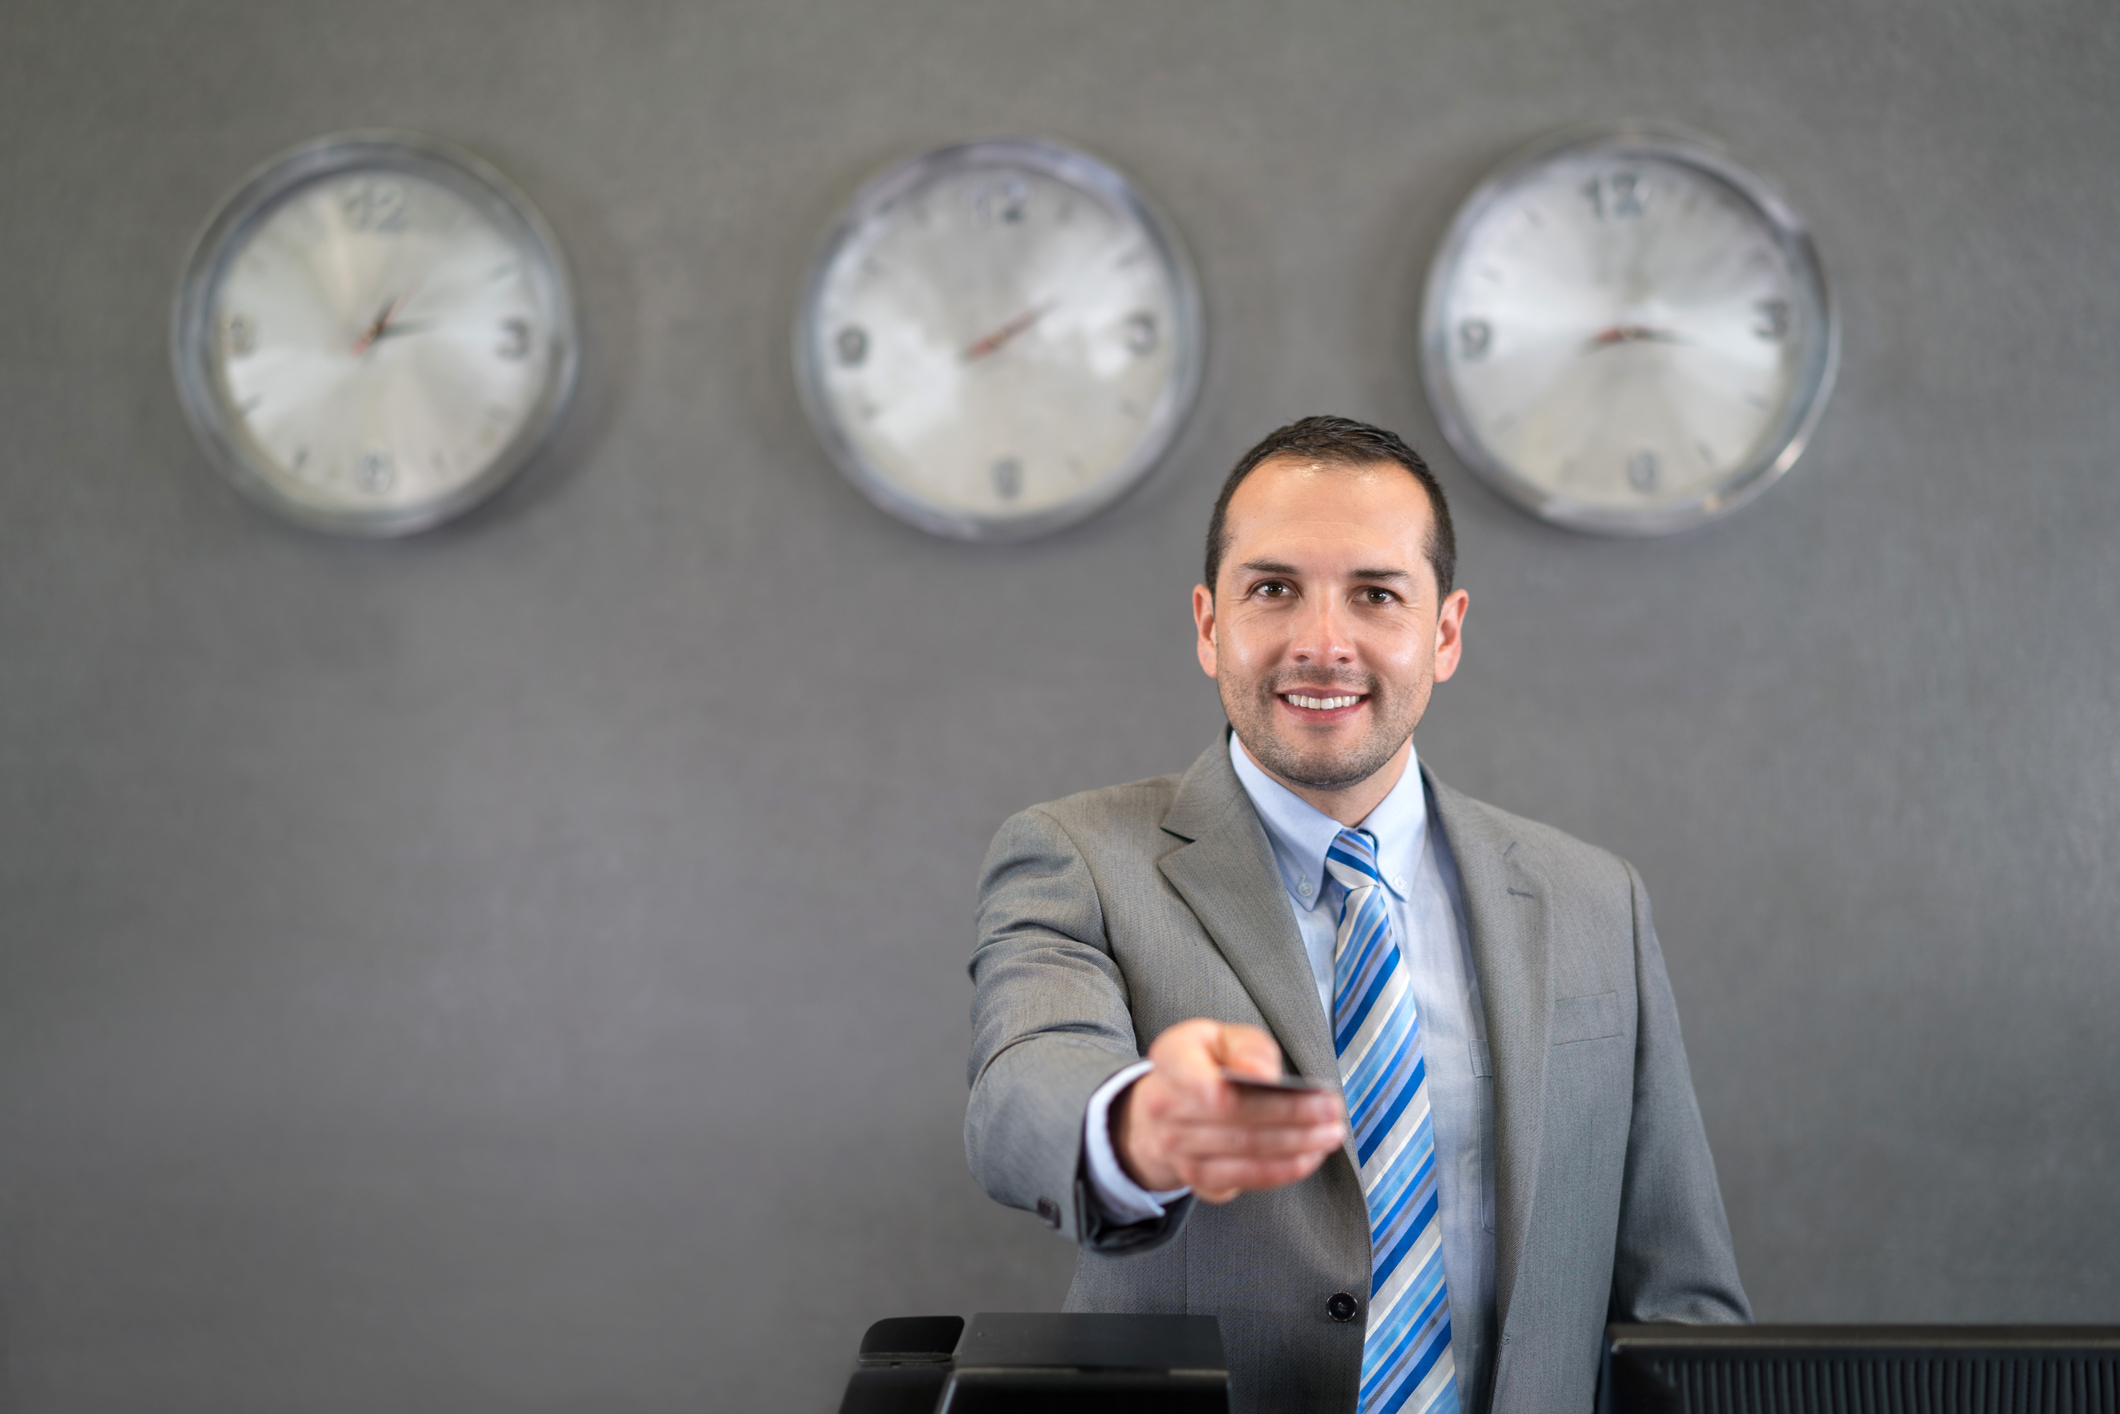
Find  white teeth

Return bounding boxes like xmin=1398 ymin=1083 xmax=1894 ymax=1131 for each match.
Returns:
xmin=1286 ymin=694 xmax=1359 ymax=710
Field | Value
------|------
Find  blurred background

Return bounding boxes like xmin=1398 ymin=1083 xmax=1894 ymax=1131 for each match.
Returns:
xmin=2 ymin=1 xmax=2115 ymax=1409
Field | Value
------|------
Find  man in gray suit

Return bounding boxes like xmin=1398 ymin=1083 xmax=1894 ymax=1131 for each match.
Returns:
xmin=966 ymin=417 xmax=1748 ymax=1414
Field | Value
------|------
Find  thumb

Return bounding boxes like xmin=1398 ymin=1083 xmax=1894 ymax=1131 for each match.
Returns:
xmin=1211 ymin=1021 xmax=1284 ymax=1082
xmin=1151 ymin=1018 xmax=1236 ymax=1107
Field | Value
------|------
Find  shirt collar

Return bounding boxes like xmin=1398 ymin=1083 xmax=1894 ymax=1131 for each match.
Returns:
xmin=1226 ymin=730 xmax=1429 ymax=907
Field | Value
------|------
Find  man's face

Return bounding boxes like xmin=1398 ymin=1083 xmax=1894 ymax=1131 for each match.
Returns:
xmin=1192 ymin=457 xmax=1468 ymax=796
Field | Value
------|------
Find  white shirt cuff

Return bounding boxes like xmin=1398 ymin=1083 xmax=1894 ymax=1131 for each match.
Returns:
xmin=1082 ymin=1059 xmax=1192 ymax=1223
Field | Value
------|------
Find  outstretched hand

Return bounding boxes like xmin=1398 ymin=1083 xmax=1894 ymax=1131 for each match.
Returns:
xmin=1112 ymin=1019 xmax=1347 ymax=1203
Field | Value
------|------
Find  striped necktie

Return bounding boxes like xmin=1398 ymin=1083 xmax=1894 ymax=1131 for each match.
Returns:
xmin=1327 ymin=827 xmax=1458 ymax=1414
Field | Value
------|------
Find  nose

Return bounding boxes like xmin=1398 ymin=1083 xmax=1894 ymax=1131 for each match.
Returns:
xmin=1289 ymin=593 xmax=1356 ymax=667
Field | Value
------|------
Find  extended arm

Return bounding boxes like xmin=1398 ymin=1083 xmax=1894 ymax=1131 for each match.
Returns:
xmin=966 ymin=805 xmax=1194 ymax=1251
xmin=966 ymin=807 xmax=1345 ymax=1251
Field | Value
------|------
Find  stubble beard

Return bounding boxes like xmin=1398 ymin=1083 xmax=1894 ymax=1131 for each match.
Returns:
xmin=1224 ymin=670 xmax=1429 ymax=794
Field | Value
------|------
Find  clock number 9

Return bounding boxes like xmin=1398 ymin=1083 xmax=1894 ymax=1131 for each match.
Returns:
xmin=1582 ymin=171 xmax=1645 ymax=221
xmin=1457 ymin=319 xmax=1491 ymax=362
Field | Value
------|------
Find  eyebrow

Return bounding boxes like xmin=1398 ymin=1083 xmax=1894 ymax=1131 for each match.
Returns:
xmin=1238 ymin=559 xmax=1412 ymax=582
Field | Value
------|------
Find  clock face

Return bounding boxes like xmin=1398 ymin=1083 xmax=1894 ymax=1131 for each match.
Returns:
xmin=173 ymin=133 xmax=577 ymax=536
xmin=795 ymin=140 xmax=1203 ymax=541
xmin=1420 ymin=128 xmax=1837 ymax=535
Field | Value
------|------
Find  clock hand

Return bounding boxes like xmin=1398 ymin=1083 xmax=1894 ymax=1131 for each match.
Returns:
xmin=345 ymin=290 xmax=411 ymax=356
xmin=963 ymin=300 xmax=1056 ymax=362
xmin=1586 ymin=324 xmax=1686 ymax=351
xmin=366 ymin=318 xmax=442 ymax=344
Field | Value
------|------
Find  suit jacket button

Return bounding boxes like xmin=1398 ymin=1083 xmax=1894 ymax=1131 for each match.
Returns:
xmin=1327 ymin=1292 xmax=1359 ymax=1322
xmin=1036 ymin=1197 xmax=1062 ymax=1228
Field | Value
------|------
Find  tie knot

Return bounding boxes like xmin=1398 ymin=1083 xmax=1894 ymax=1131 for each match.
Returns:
xmin=1324 ymin=828 xmax=1384 ymax=893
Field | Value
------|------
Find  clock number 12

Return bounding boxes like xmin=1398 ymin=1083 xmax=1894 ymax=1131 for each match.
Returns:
xmin=1582 ymin=171 xmax=1646 ymax=220
xmin=343 ymin=180 xmax=411 ymax=233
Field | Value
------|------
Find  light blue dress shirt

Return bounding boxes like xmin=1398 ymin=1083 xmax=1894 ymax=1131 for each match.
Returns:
xmin=1082 ymin=734 xmax=1497 ymax=1392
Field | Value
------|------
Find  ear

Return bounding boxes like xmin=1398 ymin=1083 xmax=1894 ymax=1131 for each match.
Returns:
xmin=1432 ymin=589 xmax=1469 ymax=683
xmin=1192 ymin=583 xmax=1219 ymax=679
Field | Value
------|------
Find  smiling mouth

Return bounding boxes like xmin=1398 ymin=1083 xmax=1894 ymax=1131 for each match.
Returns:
xmin=1281 ymin=692 xmax=1364 ymax=711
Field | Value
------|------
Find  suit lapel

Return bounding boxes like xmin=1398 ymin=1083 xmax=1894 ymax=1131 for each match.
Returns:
xmin=1157 ymin=739 xmax=1338 ymax=1088
xmin=1425 ymin=767 xmax=1554 ymax=1336
xmin=1156 ymin=742 xmax=1558 ymax=1332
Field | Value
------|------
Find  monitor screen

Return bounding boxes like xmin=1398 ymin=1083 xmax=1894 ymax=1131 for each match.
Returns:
xmin=1602 ymin=1323 xmax=2120 ymax=1414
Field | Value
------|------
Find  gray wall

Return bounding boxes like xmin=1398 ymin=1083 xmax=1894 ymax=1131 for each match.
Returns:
xmin=3 ymin=2 xmax=2116 ymax=1409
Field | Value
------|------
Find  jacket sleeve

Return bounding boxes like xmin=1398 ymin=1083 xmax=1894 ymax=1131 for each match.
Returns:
xmin=1609 ymin=859 xmax=1753 ymax=1325
xmin=965 ymin=805 xmax=1194 ymax=1252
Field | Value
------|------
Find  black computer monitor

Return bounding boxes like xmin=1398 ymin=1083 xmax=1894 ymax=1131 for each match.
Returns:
xmin=1602 ymin=1323 xmax=2120 ymax=1414
xmin=839 ymin=1312 xmax=1227 ymax=1414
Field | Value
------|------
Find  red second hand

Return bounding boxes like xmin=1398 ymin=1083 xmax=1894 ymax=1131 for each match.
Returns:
xmin=963 ymin=301 xmax=1055 ymax=362
xmin=1588 ymin=324 xmax=1684 ymax=350
xmin=350 ymin=291 xmax=411 ymax=356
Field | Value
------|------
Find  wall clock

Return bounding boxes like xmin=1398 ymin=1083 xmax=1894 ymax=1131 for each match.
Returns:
xmin=795 ymin=139 xmax=1203 ymax=542
xmin=172 ymin=131 xmax=578 ymax=536
xmin=1420 ymin=125 xmax=1837 ymax=536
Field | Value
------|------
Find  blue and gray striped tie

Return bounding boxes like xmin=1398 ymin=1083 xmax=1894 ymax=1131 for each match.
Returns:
xmin=1327 ymin=827 xmax=1458 ymax=1414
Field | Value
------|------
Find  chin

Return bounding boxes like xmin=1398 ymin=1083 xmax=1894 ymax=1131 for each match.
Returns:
xmin=1291 ymin=764 xmax=1381 ymax=793
xmin=1265 ymin=743 xmax=1387 ymax=793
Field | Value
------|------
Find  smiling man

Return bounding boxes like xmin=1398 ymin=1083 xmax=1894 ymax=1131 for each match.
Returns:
xmin=966 ymin=416 xmax=1748 ymax=1414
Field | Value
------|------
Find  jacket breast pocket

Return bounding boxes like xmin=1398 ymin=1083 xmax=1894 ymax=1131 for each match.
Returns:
xmin=1552 ymin=990 xmax=1623 ymax=1045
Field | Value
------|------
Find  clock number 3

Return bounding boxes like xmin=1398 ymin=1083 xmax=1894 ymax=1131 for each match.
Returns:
xmin=497 ymin=318 xmax=532 ymax=360
xmin=1582 ymin=171 xmax=1645 ymax=220
xmin=1753 ymin=299 xmax=1790 ymax=341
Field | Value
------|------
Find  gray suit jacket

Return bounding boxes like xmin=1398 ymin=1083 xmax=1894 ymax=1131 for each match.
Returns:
xmin=965 ymin=737 xmax=1750 ymax=1413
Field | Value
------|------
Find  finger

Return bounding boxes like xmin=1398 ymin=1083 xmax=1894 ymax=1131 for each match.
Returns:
xmin=1181 ymin=1149 xmax=1332 ymax=1197
xmin=1161 ymin=1111 xmax=1346 ymax=1147
xmin=1207 ymin=1022 xmax=1285 ymax=1082
xmin=1160 ymin=1086 xmax=1343 ymax=1130
xmin=1195 ymin=1149 xmax=1333 ymax=1187
xmin=1148 ymin=1020 xmax=1243 ymax=1110
xmin=1161 ymin=1119 xmax=1348 ymax=1160
xmin=1227 ymin=1088 xmax=1346 ymax=1125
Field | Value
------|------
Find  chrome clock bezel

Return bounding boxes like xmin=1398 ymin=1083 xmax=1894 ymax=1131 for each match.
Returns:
xmin=1419 ymin=124 xmax=1838 ymax=537
xmin=793 ymin=138 xmax=1205 ymax=543
xmin=171 ymin=130 xmax=579 ymax=537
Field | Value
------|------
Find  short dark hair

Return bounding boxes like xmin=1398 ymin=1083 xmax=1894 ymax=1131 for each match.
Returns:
xmin=1203 ymin=415 xmax=1456 ymax=598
